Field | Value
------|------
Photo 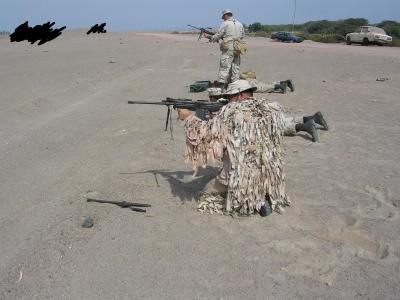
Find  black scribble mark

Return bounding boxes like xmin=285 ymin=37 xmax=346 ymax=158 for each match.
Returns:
xmin=87 ymin=23 xmax=107 ymax=35
xmin=10 ymin=21 xmax=66 ymax=45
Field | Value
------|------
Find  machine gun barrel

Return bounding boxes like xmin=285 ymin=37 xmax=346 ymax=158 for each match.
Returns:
xmin=127 ymin=97 xmax=227 ymax=138
xmin=127 ymin=101 xmax=167 ymax=105
xmin=187 ymin=24 xmax=215 ymax=41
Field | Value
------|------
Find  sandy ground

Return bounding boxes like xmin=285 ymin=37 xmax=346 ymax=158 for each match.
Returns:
xmin=1 ymin=30 xmax=400 ymax=299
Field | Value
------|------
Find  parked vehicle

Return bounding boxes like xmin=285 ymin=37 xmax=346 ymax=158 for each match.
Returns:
xmin=271 ymin=31 xmax=304 ymax=43
xmin=346 ymin=26 xmax=392 ymax=46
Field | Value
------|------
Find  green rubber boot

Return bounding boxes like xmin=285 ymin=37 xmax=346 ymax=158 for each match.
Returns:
xmin=303 ymin=111 xmax=329 ymax=130
xmin=260 ymin=195 xmax=273 ymax=217
xmin=296 ymin=119 xmax=319 ymax=142
xmin=275 ymin=81 xmax=287 ymax=94
xmin=285 ymin=79 xmax=295 ymax=92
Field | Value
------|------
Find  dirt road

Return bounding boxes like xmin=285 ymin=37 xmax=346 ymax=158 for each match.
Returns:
xmin=1 ymin=31 xmax=399 ymax=299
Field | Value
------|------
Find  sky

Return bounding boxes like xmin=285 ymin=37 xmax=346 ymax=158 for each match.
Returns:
xmin=1 ymin=0 xmax=399 ymax=32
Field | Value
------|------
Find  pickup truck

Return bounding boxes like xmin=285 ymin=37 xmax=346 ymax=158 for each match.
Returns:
xmin=346 ymin=26 xmax=392 ymax=46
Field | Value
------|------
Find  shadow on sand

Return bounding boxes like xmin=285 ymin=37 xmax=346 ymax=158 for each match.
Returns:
xmin=120 ymin=166 xmax=219 ymax=203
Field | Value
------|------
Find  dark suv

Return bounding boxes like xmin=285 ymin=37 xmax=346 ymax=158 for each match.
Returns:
xmin=271 ymin=31 xmax=304 ymax=43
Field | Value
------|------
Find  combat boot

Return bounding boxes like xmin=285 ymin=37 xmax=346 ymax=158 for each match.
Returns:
xmin=285 ymin=79 xmax=295 ymax=92
xmin=260 ymin=195 xmax=273 ymax=217
xmin=295 ymin=119 xmax=319 ymax=142
xmin=274 ymin=81 xmax=287 ymax=94
xmin=303 ymin=111 xmax=329 ymax=130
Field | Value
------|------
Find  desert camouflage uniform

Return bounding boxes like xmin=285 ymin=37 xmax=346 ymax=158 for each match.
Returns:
xmin=247 ymin=78 xmax=279 ymax=93
xmin=211 ymin=17 xmax=244 ymax=84
xmin=268 ymin=101 xmax=303 ymax=135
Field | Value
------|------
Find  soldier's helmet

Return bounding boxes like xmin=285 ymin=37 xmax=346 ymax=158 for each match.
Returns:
xmin=221 ymin=9 xmax=233 ymax=19
xmin=225 ymin=80 xmax=257 ymax=95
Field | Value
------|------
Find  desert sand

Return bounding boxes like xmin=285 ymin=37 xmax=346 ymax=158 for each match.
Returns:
xmin=1 ymin=30 xmax=400 ymax=299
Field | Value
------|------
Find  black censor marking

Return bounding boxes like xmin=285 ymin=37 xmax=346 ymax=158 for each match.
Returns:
xmin=10 ymin=21 xmax=66 ymax=45
xmin=87 ymin=23 xmax=107 ymax=34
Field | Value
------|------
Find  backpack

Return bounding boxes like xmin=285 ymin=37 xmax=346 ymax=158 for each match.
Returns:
xmin=233 ymin=40 xmax=247 ymax=56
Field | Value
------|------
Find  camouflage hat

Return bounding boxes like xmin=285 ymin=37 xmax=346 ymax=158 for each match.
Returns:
xmin=207 ymin=87 xmax=225 ymax=97
xmin=225 ymin=80 xmax=257 ymax=95
xmin=221 ymin=9 xmax=233 ymax=18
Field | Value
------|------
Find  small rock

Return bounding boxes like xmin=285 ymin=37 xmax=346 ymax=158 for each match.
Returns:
xmin=82 ymin=216 xmax=94 ymax=228
xmin=376 ymin=77 xmax=389 ymax=82
xmin=380 ymin=245 xmax=390 ymax=259
xmin=325 ymin=281 xmax=332 ymax=287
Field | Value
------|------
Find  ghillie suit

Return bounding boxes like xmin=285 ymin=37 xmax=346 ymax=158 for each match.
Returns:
xmin=184 ymin=99 xmax=290 ymax=215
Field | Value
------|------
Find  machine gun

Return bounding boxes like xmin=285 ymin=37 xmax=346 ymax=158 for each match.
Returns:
xmin=187 ymin=24 xmax=215 ymax=41
xmin=127 ymin=97 xmax=227 ymax=138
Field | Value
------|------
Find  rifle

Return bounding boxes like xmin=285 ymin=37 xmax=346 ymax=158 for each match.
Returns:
xmin=187 ymin=24 xmax=215 ymax=41
xmin=87 ymin=198 xmax=151 ymax=213
xmin=127 ymin=97 xmax=227 ymax=139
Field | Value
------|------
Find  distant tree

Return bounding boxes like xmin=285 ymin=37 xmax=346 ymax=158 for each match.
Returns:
xmin=343 ymin=18 xmax=368 ymax=26
xmin=304 ymin=20 xmax=334 ymax=34
xmin=248 ymin=22 xmax=263 ymax=32
xmin=334 ymin=18 xmax=368 ymax=35
xmin=375 ymin=20 xmax=400 ymax=39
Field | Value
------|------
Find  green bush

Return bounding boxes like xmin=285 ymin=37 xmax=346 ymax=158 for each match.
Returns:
xmin=304 ymin=34 xmax=344 ymax=43
xmin=375 ymin=20 xmax=400 ymax=39
xmin=246 ymin=31 xmax=270 ymax=38
xmin=304 ymin=20 xmax=334 ymax=34
xmin=387 ymin=39 xmax=400 ymax=47
xmin=248 ymin=22 xmax=263 ymax=32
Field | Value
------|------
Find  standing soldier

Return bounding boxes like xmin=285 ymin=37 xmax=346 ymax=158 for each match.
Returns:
xmin=204 ymin=9 xmax=245 ymax=89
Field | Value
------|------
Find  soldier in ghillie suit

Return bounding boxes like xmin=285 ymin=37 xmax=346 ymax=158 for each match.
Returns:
xmin=178 ymin=80 xmax=329 ymax=216
xmin=178 ymin=81 xmax=289 ymax=216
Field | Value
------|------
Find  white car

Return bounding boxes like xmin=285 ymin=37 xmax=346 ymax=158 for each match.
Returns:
xmin=346 ymin=26 xmax=392 ymax=46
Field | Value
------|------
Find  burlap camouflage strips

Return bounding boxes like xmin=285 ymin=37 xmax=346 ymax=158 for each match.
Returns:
xmin=184 ymin=99 xmax=290 ymax=215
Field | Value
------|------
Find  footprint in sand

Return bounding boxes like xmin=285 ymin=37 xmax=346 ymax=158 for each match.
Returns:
xmin=317 ymin=227 xmax=390 ymax=260
xmin=355 ymin=185 xmax=399 ymax=220
xmin=114 ymin=128 xmax=128 ymax=136
xmin=365 ymin=185 xmax=398 ymax=208
xmin=315 ymin=214 xmax=390 ymax=260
